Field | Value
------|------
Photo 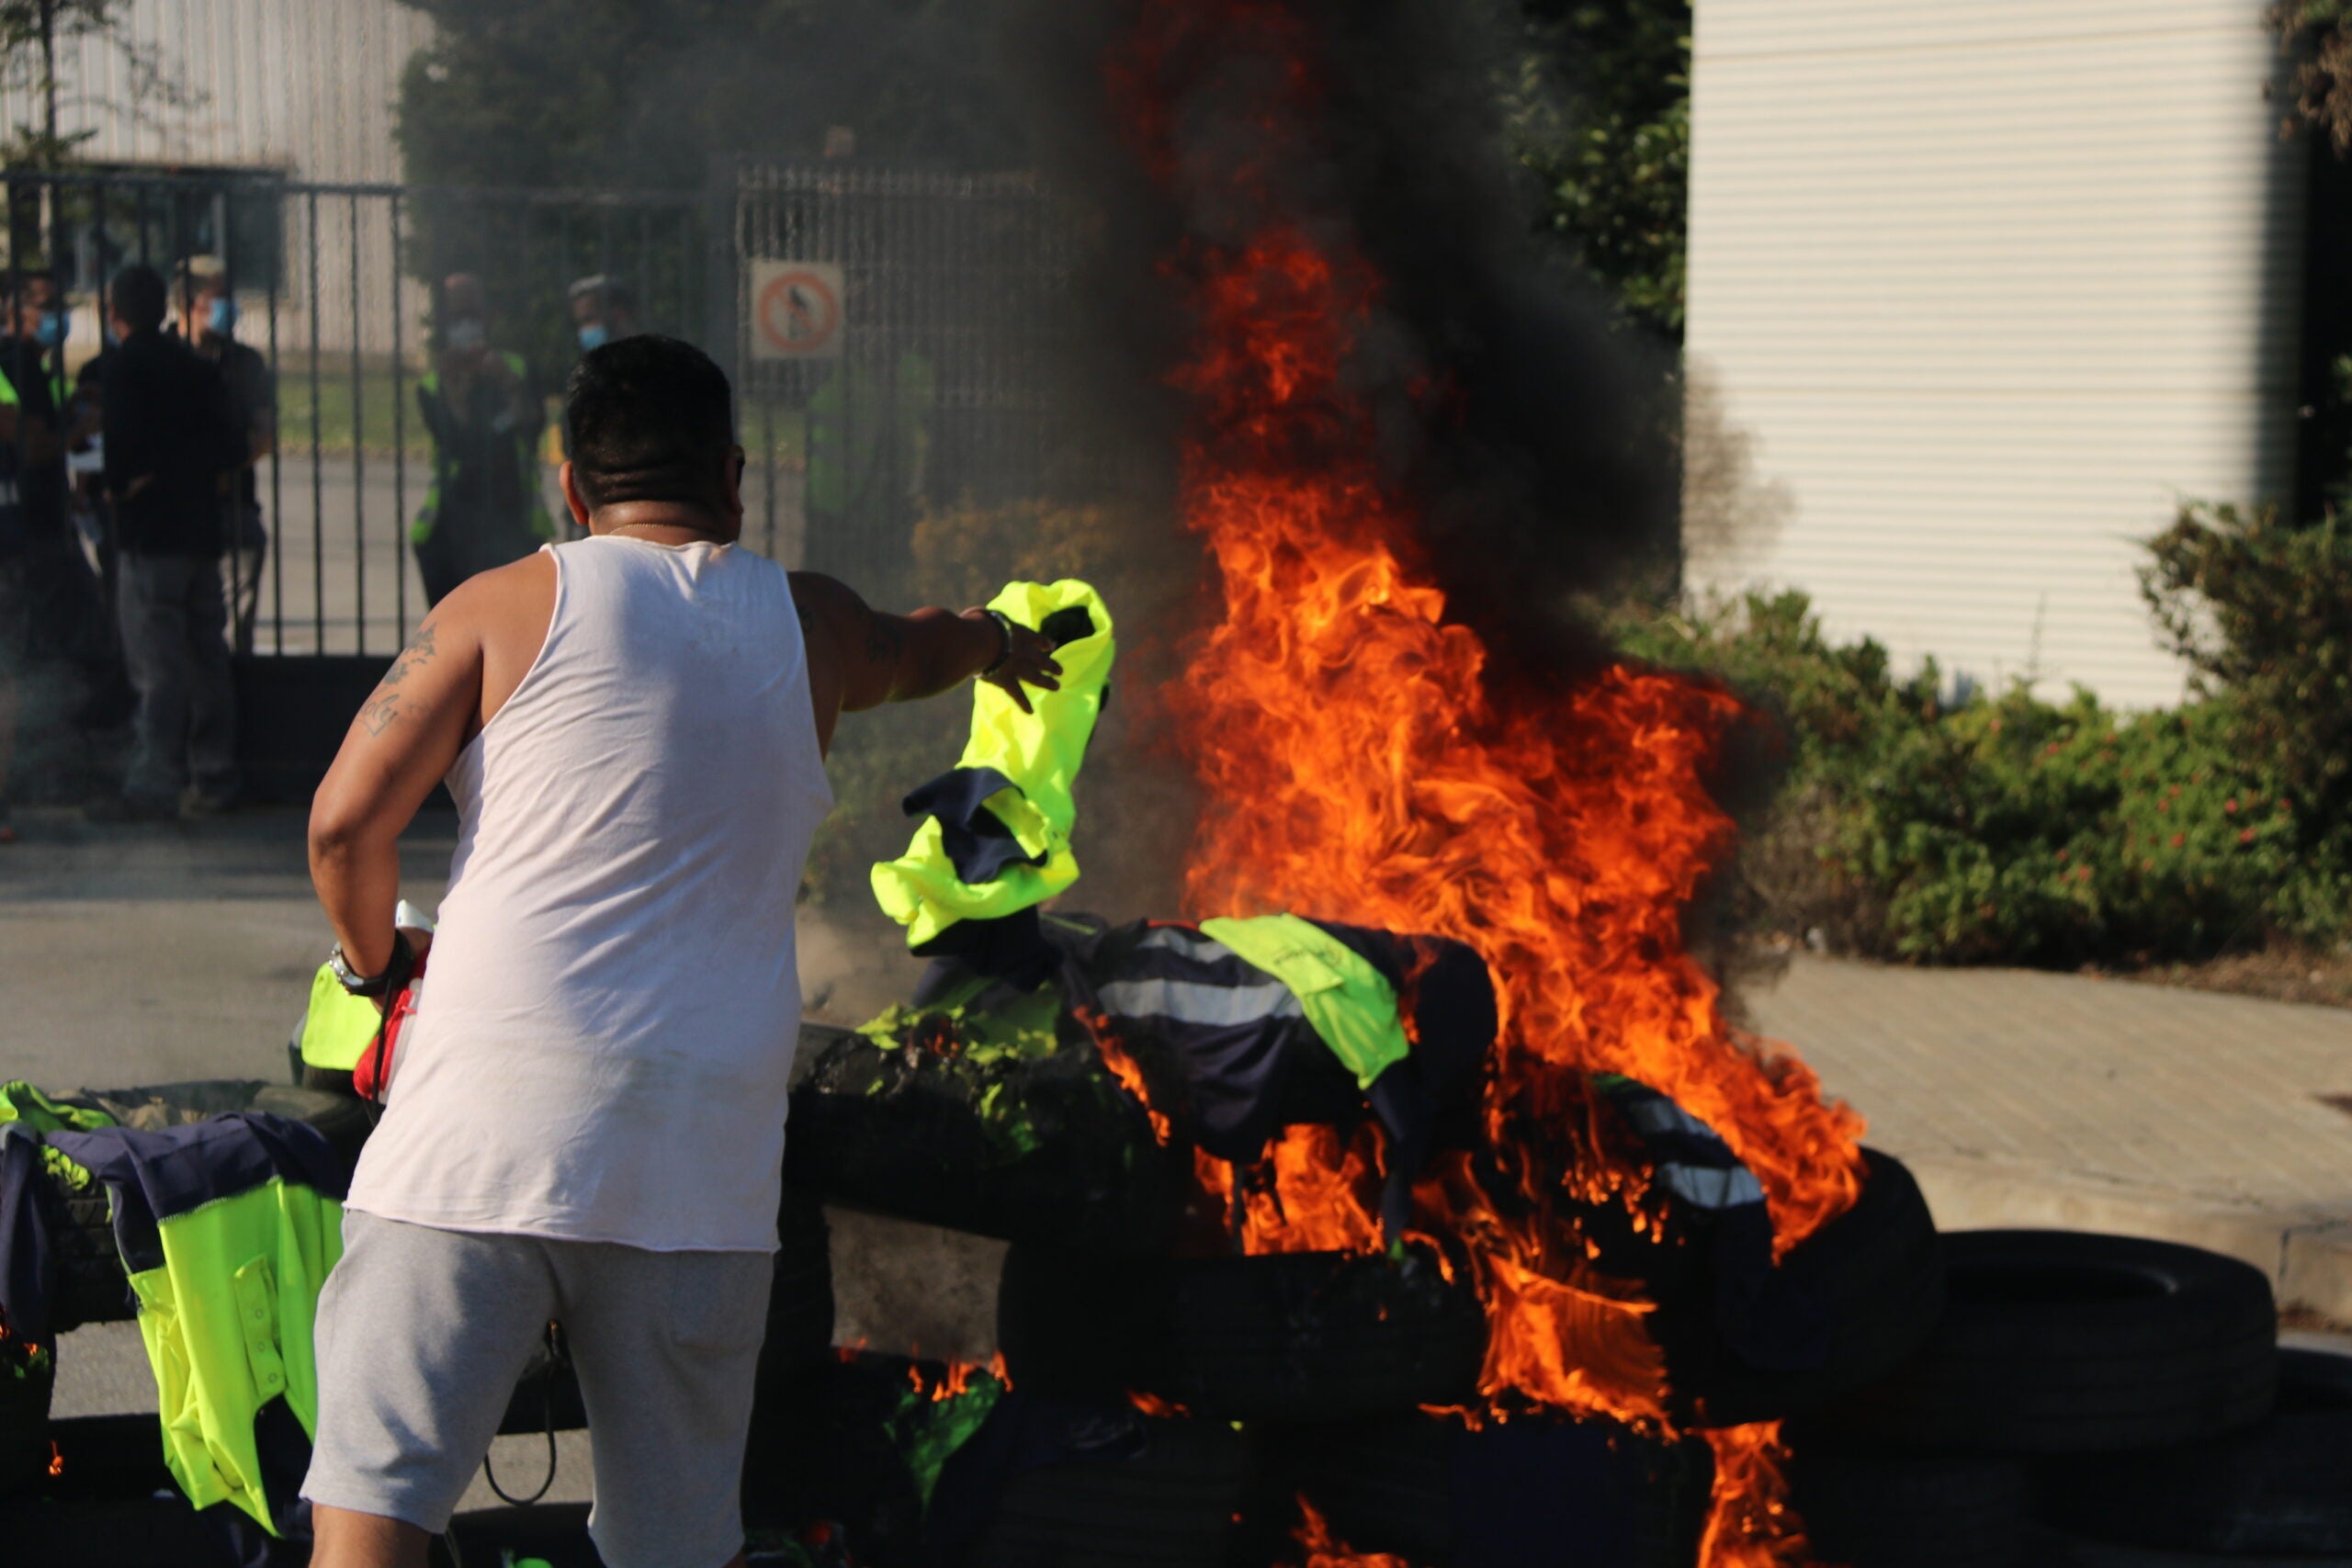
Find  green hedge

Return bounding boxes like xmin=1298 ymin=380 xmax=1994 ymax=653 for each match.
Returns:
xmin=1613 ymin=572 xmax=2352 ymax=967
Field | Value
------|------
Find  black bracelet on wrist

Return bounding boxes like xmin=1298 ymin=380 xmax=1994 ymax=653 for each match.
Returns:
xmin=979 ymin=609 xmax=1016 ymax=677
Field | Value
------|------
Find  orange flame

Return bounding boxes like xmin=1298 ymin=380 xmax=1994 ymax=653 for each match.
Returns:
xmin=1078 ymin=1004 xmax=1173 ymax=1145
xmin=1104 ymin=3 xmax=1860 ymax=1562
xmin=906 ymin=1355 xmax=1012 ymax=1404
xmin=46 ymin=1439 xmax=62 ymax=1479
xmin=1293 ymin=1496 xmax=1419 ymax=1568
xmin=1701 ymin=1426 xmax=1819 ymax=1567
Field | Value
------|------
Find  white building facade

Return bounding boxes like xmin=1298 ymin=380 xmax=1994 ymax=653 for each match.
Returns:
xmin=1683 ymin=0 xmax=2307 ymax=706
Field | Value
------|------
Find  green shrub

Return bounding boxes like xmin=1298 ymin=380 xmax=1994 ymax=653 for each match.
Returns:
xmin=1613 ymin=589 xmax=2351 ymax=967
xmin=2142 ymin=502 xmax=2352 ymax=829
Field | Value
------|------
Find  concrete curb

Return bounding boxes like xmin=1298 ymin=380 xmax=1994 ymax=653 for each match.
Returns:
xmin=1901 ymin=1152 xmax=2352 ymax=1323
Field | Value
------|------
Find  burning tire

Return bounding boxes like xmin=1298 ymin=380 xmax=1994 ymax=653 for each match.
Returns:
xmin=786 ymin=1021 xmax=1183 ymax=1256
xmin=1654 ymin=1145 xmax=1944 ymax=1428
xmin=941 ymin=1400 xmax=1254 ymax=1568
xmin=6 ymin=1414 xmax=246 ymax=1564
xmin=0 ymin=1339 xmax=57 ymax=1499
xmin=996 ymin=1244 xmax=1487 ymax=1422
xmin=1266 ymin=1410 xmax=1715 ymax=1568
xmin=1832 ymin=1231 xmax=2277 ymax=1453
xmin=1787 ymin=1439 xmax=2030 ymax=1568
xmin=2027 ymin=1526 xmax=2352 ymax=1566
xmin=2033 ymin=1347 xmax=2352 ymax=1556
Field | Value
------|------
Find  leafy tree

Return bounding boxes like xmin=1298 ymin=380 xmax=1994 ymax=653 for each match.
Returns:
xmin=1513 ymin=0 xmax=1690 ymax=340
xmin=0 ymin=0 xmax=202 ymax=166
xmin=391 ymin=0 xmax=1027 ymax=190
xmin=2273 ymin=1 xmax=2352 ymax=152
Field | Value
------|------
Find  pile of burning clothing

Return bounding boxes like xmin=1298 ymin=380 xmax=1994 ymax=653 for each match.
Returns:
xmin=760 ymin=578 xmax=2342 ymax=1568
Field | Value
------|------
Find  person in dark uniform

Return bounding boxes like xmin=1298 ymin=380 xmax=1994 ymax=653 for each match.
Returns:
xmin=90 ymin=265 xmax=243 ymax=820
xmin=412 ymin=274 xmax=550 ymax=606
xmin=0 ymin=269 xmax=74 ymax=840
xmin=175 ymin=255 xmax=275 ymax=649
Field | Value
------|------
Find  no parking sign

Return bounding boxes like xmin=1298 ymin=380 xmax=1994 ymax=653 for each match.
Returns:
xmin=751 ymin=262 xmax=845 ymax=360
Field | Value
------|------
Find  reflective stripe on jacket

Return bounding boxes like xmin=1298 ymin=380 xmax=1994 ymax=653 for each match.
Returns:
xmin=1197 ymin=912 xmax=1413 ymax=1089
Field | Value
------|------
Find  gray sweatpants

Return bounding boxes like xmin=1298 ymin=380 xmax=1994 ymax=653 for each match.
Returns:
xmin=303 ymin=1210 xmax=773 ymax=1568
xmin=116 ymin=549 xmax=238 ymax=804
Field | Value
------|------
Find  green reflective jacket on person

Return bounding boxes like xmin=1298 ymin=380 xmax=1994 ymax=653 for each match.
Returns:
xmin=412 ymin=353 xmax=554 ymax=547
xmin=871 ymin=579 xmax=1115 ymax=949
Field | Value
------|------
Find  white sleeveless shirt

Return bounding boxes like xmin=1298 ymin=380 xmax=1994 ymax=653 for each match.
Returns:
xmin=345 ymin=535 xmax=832 ymax=1252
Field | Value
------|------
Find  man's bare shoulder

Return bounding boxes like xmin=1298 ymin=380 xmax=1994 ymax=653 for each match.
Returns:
xmin=786 ymin=570 xmax=861 ymax=621
xmin=438 ymin=550 xmax=556 ymax=637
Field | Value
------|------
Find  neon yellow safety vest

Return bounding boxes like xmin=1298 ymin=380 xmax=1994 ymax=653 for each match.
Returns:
xmin=130 ymin=1177 xmax=343 ymax=1531
xmin=412 ymin=353 xmax=554 ymax=547
xmin=1199 ymin=914 xmax=1413 ymax=1089
xmin=871 ymin=579 xmax=1115 ymax=949
xmin=296 ymin=962 xmax=383 ymax=1073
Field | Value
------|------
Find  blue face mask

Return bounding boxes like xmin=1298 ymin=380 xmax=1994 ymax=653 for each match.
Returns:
xmin=577 ymin=322 xmax=609 ymax=353
xmin=206 ymin=295 xmax=237 ymax=335
xmin=33 ymin=310 xmax=66 ymax=349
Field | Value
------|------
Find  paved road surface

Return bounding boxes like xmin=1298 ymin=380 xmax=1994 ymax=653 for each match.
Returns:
xmin=9 ymin=810 xmax=2349 ymax=1513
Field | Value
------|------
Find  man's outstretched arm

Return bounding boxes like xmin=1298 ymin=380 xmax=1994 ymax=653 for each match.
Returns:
xmin=309 ymin=599 xmax=482 ymax=976
xmin=790 ymin=571 xmax=1062 ymax=754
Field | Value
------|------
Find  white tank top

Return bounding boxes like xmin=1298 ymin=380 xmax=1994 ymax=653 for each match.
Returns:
xmin=346 ymin=535 xmax=833 ymax=1252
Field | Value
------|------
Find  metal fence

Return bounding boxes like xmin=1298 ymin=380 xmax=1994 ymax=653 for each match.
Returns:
xmin=0 ymin=168 xmax=718 ymax=661
xmin=5 ymin=161 xmax=1090 ymax=665
xmin=732 ymin=161 xmax=1080 ymax=586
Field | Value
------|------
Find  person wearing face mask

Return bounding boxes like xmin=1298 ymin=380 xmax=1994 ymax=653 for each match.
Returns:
xmin=412 ymin=273 xmax=551 ymax=607
xmin=567 ymin=274 xmax=639 ymax=357
xmin=175 ymin=255 xmax=275 ymax=647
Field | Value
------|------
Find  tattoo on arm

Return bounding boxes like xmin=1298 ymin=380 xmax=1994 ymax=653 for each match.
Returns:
xmin=358 ymin=624 xmax=440 ymax=736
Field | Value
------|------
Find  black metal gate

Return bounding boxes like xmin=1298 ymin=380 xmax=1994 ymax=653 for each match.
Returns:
xmin=1 ymin=168 xmax=719 ymax=663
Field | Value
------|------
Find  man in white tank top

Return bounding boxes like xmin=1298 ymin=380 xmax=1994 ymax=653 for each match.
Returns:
xmin=297 ymin=336 xmax=1060 ymax=1568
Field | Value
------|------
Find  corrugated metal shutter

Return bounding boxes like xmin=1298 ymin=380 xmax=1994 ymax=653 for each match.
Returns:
xmin=1684 ymin=0 xmax=2305 ymax=707
xmin=0 ymin=0 xmax=432 ymax=181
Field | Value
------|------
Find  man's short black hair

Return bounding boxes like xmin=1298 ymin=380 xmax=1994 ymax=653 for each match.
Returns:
xmin=110 ymin=265 xmax=167 ymax=333
xmin=565 ymin=335 xmax=735 ymax=515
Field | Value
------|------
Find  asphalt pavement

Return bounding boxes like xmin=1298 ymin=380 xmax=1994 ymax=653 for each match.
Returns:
xmin=7 ymin=806 xmax=2349 ymax=1515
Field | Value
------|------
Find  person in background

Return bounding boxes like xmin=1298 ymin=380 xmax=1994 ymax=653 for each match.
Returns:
xmin=412 ymin=273 xmax=549 ymax=606
xmin=567 ymin=274 xmax=640 ymax=355
xmin=0 ymin=270 xmax=75 ymax=840
xmin=175 ymin=255 xmax=275 ymax=648
xmin=89 ymin=264 xmax=243 ymax=821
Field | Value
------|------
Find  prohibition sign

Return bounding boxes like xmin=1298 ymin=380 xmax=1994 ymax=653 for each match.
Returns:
xmin=753 ymin=265 xmax=843 ymax=359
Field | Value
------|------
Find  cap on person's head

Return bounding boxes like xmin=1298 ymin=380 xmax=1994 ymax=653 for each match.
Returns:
xmin=567 ymin=273 xmax=635 ymax=313
xmin=442 ymin=272 xmax=488 ymax=317
xmin=175 ymin=254 xmax=227 ymax=295
xmin=109 ymin=265 xmax=168 ymax=333
xmin=565 ymin=335 xmax=734 ymax=518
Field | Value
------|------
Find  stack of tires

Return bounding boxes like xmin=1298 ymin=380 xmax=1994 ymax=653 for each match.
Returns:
xmin=1790 ymin=1230 xmax=2352 ymax=1568
xmin=777 ymin=1029 xmax=1964 ymax=1565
